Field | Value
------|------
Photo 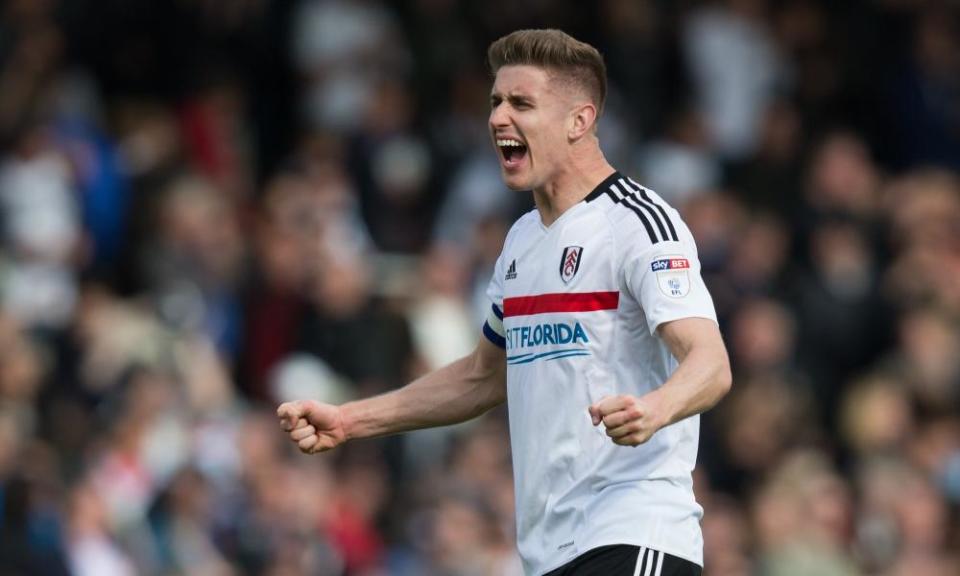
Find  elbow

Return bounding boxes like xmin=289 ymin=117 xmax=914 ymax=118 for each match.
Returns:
xmin=467 ymin=351 xmax=507 ymax=410
xmin=487 ymin=362 xmax=509 ymax=407
xmin=714 ymin=356 xmax=733 ymax=402
xmin=475 ymin=375 xmax=507 ymax=416
xmin=490 ymin=379 xmax=508 ymax=407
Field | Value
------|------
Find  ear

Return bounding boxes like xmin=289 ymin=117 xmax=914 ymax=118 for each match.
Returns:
xmin=568 ymin=102 xmax=598 ymax=141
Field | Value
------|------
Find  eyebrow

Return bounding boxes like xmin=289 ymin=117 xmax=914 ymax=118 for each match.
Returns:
xmin=490 ymin=92 xmax=535 ymax=105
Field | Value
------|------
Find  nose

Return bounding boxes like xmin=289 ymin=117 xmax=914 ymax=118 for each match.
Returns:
xmin=489 ymin=103 xmax=510 ymax=130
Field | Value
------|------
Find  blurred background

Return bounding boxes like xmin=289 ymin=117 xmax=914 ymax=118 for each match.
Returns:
xmin=0 ymin=0 xmax=958 ymax=574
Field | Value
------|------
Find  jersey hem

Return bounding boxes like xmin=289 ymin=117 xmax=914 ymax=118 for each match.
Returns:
xmin=535 ymin=538 xmax=703 ymax=575
xmin=482 ymin=321 xmax=506 ymax=348
xmin=649 ymin=312 xmax=719 ymax=335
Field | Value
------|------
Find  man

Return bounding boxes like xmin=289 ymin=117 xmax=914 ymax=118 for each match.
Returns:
xmin=278 ymin=29 xmax=731 ymax=576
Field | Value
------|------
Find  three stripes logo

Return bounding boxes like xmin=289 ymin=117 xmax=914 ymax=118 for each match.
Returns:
xmin=634 ymin=548 xmax=667 ymax=576
xmin=505 ymin=259 xmax=518 ymax=280
xmin=602 ymin=176 xmax=679 ymax=245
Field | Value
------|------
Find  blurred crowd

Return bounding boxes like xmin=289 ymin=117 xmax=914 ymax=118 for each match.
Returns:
xmin=0 ymin=0 xmax=958 ymax=575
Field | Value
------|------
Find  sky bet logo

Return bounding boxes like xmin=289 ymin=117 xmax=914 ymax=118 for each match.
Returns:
xmin=650 ymin=257 xmax=690 ymax=272
xmin=505 ymin=322 xmax=591 ymax=365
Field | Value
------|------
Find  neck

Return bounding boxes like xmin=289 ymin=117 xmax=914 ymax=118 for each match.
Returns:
xmin=533 ymin=145 xmax=615 ymax=227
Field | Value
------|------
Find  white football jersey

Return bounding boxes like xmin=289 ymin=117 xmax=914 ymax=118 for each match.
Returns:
xmin=483 ymin=171 xmax=717 ymax=575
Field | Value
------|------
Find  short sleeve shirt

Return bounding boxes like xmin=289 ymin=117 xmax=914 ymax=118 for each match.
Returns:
xmin=482 ymin=171 xmax=716 ymax=575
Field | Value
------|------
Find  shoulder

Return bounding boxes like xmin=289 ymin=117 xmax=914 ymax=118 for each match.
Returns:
xmin=591 ymin=174 xmax=689 ymax=256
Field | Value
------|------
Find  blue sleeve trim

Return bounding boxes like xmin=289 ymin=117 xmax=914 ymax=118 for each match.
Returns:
xmin=482 ymin=322 xmax=506 ymax=348
xmin=492 ymin=303 xmax=504 ymax=320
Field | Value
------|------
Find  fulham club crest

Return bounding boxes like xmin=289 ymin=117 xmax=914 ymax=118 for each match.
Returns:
xmin=559 ymin=246 xmax=583 ymax=284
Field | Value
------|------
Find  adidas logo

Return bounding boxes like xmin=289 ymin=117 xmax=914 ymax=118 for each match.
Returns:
xmin=505 ymin=259 xmax=518 ymax=280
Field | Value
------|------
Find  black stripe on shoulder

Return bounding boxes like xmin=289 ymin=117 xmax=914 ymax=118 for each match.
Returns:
xmin=609 ymin=182 xmax=659 ymax=244
xmin=629 ymin=177 xmax=679 ymax=241
xmin=618 ymin=179 xmax=668 ymax=242
xmin=585 ymin=170 xmax=623 ymax=202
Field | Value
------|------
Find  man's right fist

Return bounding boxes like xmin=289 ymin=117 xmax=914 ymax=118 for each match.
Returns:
xmin=276 ymin=399 xmax=348 ymax=454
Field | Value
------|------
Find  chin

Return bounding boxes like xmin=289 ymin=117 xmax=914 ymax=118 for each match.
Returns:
xmin=501 ymin=171 xmax=533 ymax=191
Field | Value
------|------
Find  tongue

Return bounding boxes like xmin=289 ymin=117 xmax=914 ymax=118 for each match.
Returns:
xmin=506 ymin=146 xmax=526 ymax=162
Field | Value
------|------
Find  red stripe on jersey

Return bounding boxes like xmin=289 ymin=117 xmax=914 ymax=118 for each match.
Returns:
xmin=503 ymin=291 xmax=620 ymax=317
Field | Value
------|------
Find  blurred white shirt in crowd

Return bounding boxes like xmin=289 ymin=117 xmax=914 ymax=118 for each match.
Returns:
xmin=0 ymin=151 xmax=80 ymax=328
xmin=684 ymin=6 xmax=787 ymax=160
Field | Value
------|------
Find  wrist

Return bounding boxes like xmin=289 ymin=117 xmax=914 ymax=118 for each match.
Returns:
xmin=648 ymin=388 xmax=678 ymax=429
xmin=339 ymin=402 xmax=357 ymax=441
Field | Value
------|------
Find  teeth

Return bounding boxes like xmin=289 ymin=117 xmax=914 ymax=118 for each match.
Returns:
xmin=497 ymin=139 xmax=524 ymax=147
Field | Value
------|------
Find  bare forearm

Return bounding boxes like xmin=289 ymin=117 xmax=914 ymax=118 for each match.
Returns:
xmin=341 ymin=353 xmax=506 ymax=441
xmin=651 ymin=318 xmax=732 ymax=427
xmin=653 ymin=342 xmax=731 ymax=426
xmin=589 ymin=318 xmax=729 ymax=447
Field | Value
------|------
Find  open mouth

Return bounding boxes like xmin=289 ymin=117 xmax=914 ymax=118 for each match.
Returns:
xmin=497 ymin=138 xmax=528 ymax=167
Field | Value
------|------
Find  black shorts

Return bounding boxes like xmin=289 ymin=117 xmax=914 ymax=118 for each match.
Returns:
xmin=544 ymin=545 xmax=702 ymax=576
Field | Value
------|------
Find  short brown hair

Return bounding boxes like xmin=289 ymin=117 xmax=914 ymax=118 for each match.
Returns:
xmin=487 ymin=29 xmax=607 ymax=115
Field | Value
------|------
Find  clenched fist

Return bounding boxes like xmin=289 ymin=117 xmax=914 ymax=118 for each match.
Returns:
xmin=277 ymin=400 xmax=348 ymax=454
xmin=588 ymin=393 xmax=669 ymax=447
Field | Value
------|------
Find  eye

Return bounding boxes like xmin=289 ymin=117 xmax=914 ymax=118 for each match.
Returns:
xmin=509 ymin=97 xmax=532 ymax=110
xmin=490 ymin=96 xmax=502 ymax=108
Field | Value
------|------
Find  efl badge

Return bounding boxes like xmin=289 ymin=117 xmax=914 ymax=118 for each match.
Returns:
xmin=560 ymin=246 xmax=583 ymax=284
xmin=650 ymin=256 xmax=691 ymax=298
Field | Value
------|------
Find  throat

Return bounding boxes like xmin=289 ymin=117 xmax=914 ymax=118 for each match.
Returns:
xmin=533 ymin=191 xmax=577 ymax=228
xmin=533 ymin=167 xmax=617 ymax=226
